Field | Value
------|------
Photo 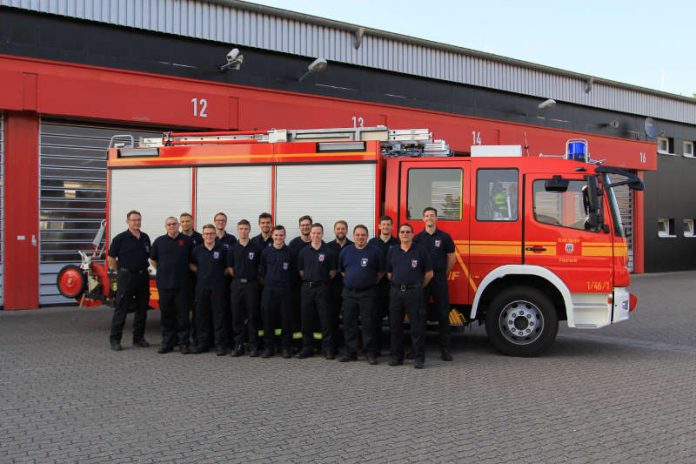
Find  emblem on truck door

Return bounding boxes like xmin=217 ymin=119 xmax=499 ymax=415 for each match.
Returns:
xmin=565 ymin=243 xmax=574 ymax=254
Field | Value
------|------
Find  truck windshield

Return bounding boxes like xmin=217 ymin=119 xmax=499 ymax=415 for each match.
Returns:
xmin=602 ymin=173 xmax=625 ymax=238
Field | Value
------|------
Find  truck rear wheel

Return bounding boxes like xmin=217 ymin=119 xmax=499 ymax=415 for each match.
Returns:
xmin=484 ymin=286 xmax=558 ymax=357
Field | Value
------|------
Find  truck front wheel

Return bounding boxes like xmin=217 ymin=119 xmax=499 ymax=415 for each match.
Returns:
xmin=484 ymin=286 xmax=558 ymax=357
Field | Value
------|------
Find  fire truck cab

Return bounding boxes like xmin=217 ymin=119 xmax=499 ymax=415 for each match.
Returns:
xmin=57 ymin=126 xmax=642 ymax=357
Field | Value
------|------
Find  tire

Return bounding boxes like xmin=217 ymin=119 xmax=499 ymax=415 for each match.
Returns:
xmin=484 ymin=286 xmax=559 ymax=357
xmin=56 ymin=264 xmax=87 ymax=299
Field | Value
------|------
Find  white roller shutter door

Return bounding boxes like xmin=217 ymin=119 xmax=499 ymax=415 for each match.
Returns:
xmin=109 ymin=168 xmax=193 ymax=245
xmin=39 ymin=121 xmax=161 ymax=304
xmin=276 ymin=163 xmax=377 ymax=241
xmin=196 ymin=166 xmax=272 ymax=236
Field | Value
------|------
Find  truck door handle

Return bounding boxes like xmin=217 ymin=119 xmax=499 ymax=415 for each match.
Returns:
xmin=525 ymin=246 xmax=546 ymax=252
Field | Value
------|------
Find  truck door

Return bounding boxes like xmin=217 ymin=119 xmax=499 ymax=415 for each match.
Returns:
xmin=523 ymin=172 xmax=614 ymax=326
xmin=468 ymin=166 xmax=523 ymax=290
xmin=398 ymin=160 xmax=470 ymax=305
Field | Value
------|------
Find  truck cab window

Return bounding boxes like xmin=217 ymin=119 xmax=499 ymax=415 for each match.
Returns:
xmin=407 ymin=168 xmax=462 ymax=220
xmin=533 ymin=179 xmax=600 ymax=231
xmin=476 ymin=169 xmax=519 ymax=221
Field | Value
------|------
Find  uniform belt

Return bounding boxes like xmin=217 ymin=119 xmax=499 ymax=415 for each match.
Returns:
xmin=392 ymin=283 xmax=421 ymax=291
xmin=346 ymin=286 xmax=374 ymax=292
xmin=121 ymin=268 xmax=148 ymax=275
xmin=303 ymin=281 xmax=327 ymax=287
xmin=234 ymin=278 xmax=256 ymax=284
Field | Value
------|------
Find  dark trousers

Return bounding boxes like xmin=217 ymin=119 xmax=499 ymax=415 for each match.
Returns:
xmin=329 ymin=277 xmax=344 ymax=347
xmin=262 ymin=285 xmax=294 ymax=350
xmin=375 ymin=278 xmax=391 ymax=352
xmin=342 ymin=287 xmax=377 ymax=357
xmin=158 ymin=287 xmax=191 ymax=347
xmin=110 ymin=270 xmax=149 ymax=343
xmin=423 ymin=274 xmax=451 ymax=351
xmin=389 ymin=286 xmax=426 ymax=363
xmin=195 ymin=287 xmax=228 ymax=349
xmin=230 ymin=279 xmax=259 ymax=348
xmin=301 ymin=282 xmax=333 ymax=352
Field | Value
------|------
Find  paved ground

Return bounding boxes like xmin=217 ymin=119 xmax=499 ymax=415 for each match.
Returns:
xmin=1 ymin=272 xmax=695 ymax=463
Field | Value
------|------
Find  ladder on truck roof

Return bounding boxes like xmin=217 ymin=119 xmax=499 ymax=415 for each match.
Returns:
xmin=135 ymin=126 xmax=452 ymax=157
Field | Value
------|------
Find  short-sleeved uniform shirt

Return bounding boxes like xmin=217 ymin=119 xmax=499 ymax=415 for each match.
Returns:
xmin=191 ymin=243 xmax=227 ymax=290
xmin=368 ymin=235 xmax=399 ymax=260
xmin=109 ymin=229 xmax=151 ymax=271
xmin=251 ymin=233 xmax=273 ymax=250
xmin=339 ymin=244 xmax=384 ymax=290
xmin=260 ymin=245 xmax=295 ymax=288
xmin=298 ymin=243 xmax=337 ymax=283
xmin=215 ymin=232 xmax=238 ymax=252
xmin=183 ymin=230 xmax=203 ymax=248
xmin=150 ymin=233 xmax=193 ymax=289
xmin=386 ymin=244 xmax=433 ymax=286
xmin=227 ymin=240 xmax=261 ymax=281
xmin=327 ymin=238 xmax=353 ymax=255
xmin=289 ymin=236 xmax=311 ymax=259
xmin=414 ymin=228 xmax=455 ymax=274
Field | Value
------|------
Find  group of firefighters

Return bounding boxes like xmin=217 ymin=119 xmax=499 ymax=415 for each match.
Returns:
xmin=108 ymin=207 xmax=456 ymax=369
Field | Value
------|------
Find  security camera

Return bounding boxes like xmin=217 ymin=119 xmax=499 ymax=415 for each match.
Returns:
xmin=538 ymin=98 xmax=556 ymax=110
xmin=220 ymin=48 xmax=243 ymax=71
xmin=226 ymin=48 xmax=240 ymax=63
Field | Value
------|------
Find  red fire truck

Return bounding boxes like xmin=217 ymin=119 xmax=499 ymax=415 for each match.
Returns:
xmin=57 ymin=126 xmax=642 ymax=356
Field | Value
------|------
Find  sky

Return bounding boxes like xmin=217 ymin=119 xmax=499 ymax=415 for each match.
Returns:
xmin=253 ymin=0 xmax=696 ymax=97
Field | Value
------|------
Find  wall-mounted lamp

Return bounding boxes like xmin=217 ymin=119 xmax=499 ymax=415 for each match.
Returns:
xmin=220 ymin=48 xmax=244 ymax=71
xmin=538 ymin=98 xmax=556 ymax=110
xmin=298 ymin=57 xmax=328 ymax=82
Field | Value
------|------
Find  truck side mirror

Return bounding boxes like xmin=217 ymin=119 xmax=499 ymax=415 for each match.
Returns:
xmin=545 ymin=176 xmax=569 ymax=192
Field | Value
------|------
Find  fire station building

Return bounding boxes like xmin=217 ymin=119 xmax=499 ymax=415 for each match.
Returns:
xmin=0 ymin=1 xmax=694 ymax=309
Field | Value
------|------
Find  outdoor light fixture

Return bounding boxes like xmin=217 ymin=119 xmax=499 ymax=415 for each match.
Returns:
xmin=298 ymin=57 xmax=328 ymax=82
xmin=220 ymin=48 xmax=244 ymax=71
xmin=538 ymin=98 xmax=556 ymax=109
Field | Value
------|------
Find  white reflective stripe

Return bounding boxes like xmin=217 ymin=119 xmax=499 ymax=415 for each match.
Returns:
xmin=195 ymin=166 xmax=272 ymax=235
xmin=275 ymin=163 xmax=376 ymax=242
xmin=471 ymin=265 xmax=574 ymax=326
xmin=109 ymin=168 xmax=193 ymax=245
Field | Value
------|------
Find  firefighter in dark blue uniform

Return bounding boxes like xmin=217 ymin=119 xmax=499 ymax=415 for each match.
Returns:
xmin=179 ymin=212 xmax=203 ymax=347
xmin=414 ymin=207 xmax=456 ymax=361
xmin=251 ymin=212 xmax=274 ymax=250
xmin=190 ymin=224 xmax=229 ymax=355
xmin=149 ymin=216 xmax=193 ymax=354
xmin=368 ymin=215 xmax=399 ymax=355
xmin=107 ymin=210 xmax=151 ymax=351
xmin=327 ymin=220 xmax=352 ymax=353
xmin=250 ymin=212 xmax=274 ymax=350
xmin=213 ymin=212 xmax=238 ymax=249
xmin=213 ymin=212 xmax=237 ymax=350
xmin=387 ymin=223 xmax=433 ymax=369
xmin=226 ymin=219 xmax=262 ymax=357
xmin=288 ymin=215 xmax=313 ymax=350
xmin=296 ymin=223 xmax=338 ymax=359
xmin=259 ymin=225 xmax=296 ymax=358
xmin=338 ymin=224 xmax=384 ymax=364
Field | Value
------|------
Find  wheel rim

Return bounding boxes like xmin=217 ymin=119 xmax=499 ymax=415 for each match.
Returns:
xmin=498 ymin=299 xmax=544 ymax=345
xmin=57 ymin=267 xmax=84 ymax=298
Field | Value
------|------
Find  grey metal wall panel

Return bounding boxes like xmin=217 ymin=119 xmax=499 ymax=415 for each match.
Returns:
xmin=5 ymin=0 xmax=696 ymax=125
xmin=38 ymin=120 xmax=160 ymax=305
